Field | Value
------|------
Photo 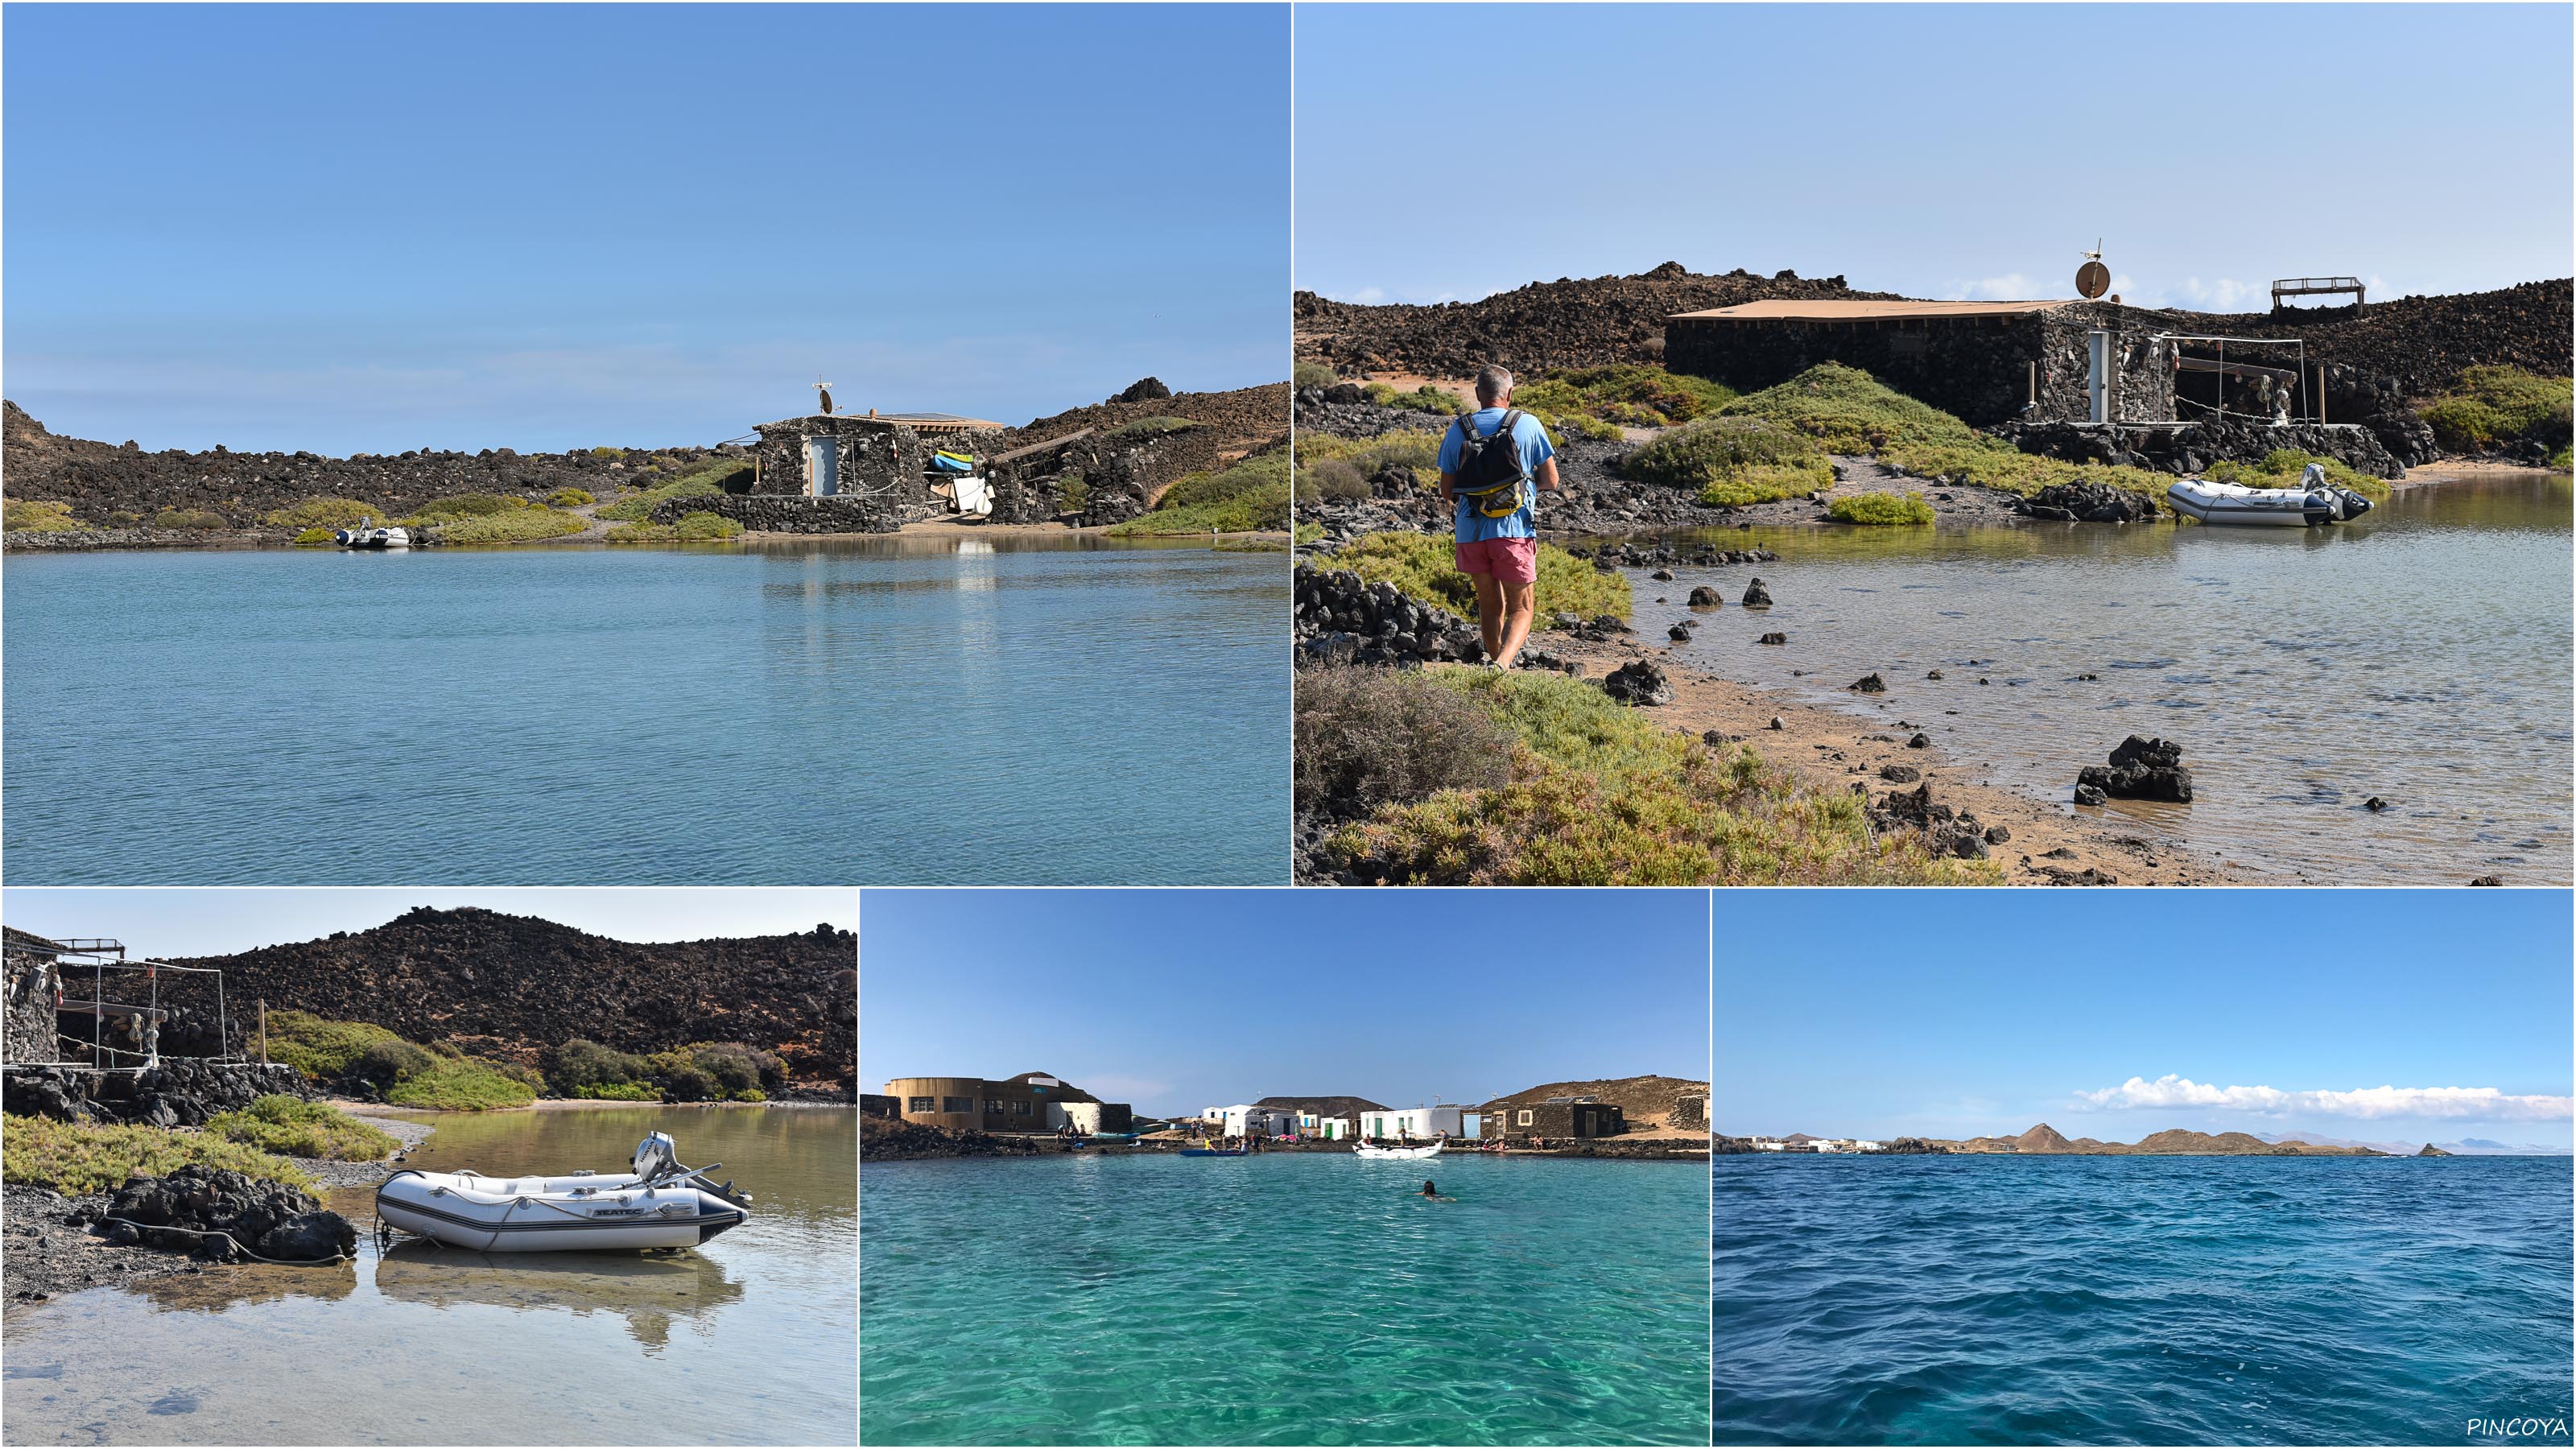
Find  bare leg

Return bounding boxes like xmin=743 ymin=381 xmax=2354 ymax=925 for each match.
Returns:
xmin=1470 ymin=572 xmax=1505 ymax=662
xmin=1495 ymin=576 xmax=1538 ymax=668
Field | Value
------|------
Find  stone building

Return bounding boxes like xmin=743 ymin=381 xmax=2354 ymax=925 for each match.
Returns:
xmin=1492 ymin=1096 xmax=1628 ymax=1142
xmin=2 ymin=927 xmax=67 ymax=1064
xmin=749 ymin=411 xmax=1003 ymax=501
xmin=882 ymin=1071 xmax=1131 ymax=1134
xmin=1665 ymin=299 xmax=2180 ymax=428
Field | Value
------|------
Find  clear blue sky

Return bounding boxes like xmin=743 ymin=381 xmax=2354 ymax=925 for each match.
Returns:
xmin=3 ymin=3 xmax=1286 ymax=455
xmin=1295 ymin=5 xmax=2573 ymax=310
xmin=0 ymin=888 xmax=855 ymax=960
xmin=860 ymin=889 xmax=1711 ymax=1116
xmin=1714 ymin=891 xmax=2575 ymax=1148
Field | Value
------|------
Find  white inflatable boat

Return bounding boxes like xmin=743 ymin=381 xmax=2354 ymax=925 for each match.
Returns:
xmin=375 ymin=1133 xmax=750 ymax=1253
xmin=1354 ymin=1137 xmax=1445 ymax=1160
xmin=2166 ymin=463 xmax=2373 ymax=528
xmin=334 ymin=522 xmax=411 ymax=548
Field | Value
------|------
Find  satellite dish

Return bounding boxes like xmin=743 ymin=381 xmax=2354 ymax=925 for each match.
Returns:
xmin=815 ymin=381 xmax=836 ymax=416
xmin=2076 ymin=241 xmax=2110 ymax=299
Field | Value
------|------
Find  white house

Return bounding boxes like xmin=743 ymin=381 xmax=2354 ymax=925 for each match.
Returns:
xmin=1852 ymin=1140 xmax=1885 ymax=1153
xmin=1295 ymin=1112 xmax=1355 ymax=1141
xmin=1218 ymin=1104 xmax=1295 ymax=1137
xmin=1751 ymin=1137 xmax=1791 ymax=1152
xmin=1359 ymin=1105 xmax=1476 ymax=1141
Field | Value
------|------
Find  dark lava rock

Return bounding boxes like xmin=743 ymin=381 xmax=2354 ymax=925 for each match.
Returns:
xmin=2364 ymin=796 xmax=2391 ymax=811
xmin=1926 ymin=669 xmax=1944 ymax=680
xmin=2471 ymin=875 xmax=2504 ymax=887
xmin=1667 ymin=624 xmax=1692 ymax=642
xmin=1649 ymin=568 xmax=1674 ymax=581
xmin=1984 ymin=824 xmax=2013 ymax=844
xmin=101 ymin=1166 xmax=353 ymax=1265
xmin=1600 ymin=659 xmax=1675 ymax=707
xmin=1907 ymin=733 xmax=1930 ymax=749
xmin=1687 ymin=586 xmax=1722 ymax=607
xmin=2075 ymin=734 xmax=2194 ymax=803
xmin=1293 ymin=561 xmax=1487 ymax=668
xmin=1741 ymin=578 xmax=1773 ymax=608
xmin=1848 ymin=673 xmax=1886 ymax=694
xmin=1757 ymin=632 xmax=1786 ymax=646
xmin=1113 ymin=377 xmax=1174 ymax=403
xmin=1766 ymin=716 xmax=1785 ymax=730
xmin=1879 ymin=765 xmax=1921 ymax=783
xmin=2014 ymin=481 xmax=2162 ymax=523
xmin=2073 ymin=783 xmax=2109 ymax=807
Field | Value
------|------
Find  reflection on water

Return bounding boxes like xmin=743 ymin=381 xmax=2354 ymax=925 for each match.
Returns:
xmin=2 ymin=539 xmax=1287 ymax=885
xmin=1 ymin=1106 xmax=853 ymax=1445
xmin=1637 ymin=471 xmax=2572 ymax=882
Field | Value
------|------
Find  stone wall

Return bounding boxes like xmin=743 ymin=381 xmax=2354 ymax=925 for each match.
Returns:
xmin=984 ymin=423 xmax=1235 ymax=526
xmin=2 ymin=1060 xmax=312 ymax=1126
xmin=5 ymin=957 xmax=56 ymax=1065
xmin=1994 ymin=417 xmax=2404 ymax=479
xmin=749 ymin=419 xmax=1009 ymax=504
xmin=646 ymin=493 xmax=919 ymax=534
xmin=2035 ymin=306 xmax=2178 ymax=424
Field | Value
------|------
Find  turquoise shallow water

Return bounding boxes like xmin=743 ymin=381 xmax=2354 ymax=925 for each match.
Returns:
xmin=1 ymin=1105 xmax=855 ymax=1445
xmin=1714 ymin=1155 xmax=2574 ymax=1446
xmin=862 ymin=1154 xmax=1711 ymax=1445
xmin=0 ymin=538 xmax=1286 ymax=884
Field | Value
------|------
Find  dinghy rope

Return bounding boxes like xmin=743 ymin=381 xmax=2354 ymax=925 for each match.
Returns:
xmin=96 ymin=1216 xmax=351 ymax=1268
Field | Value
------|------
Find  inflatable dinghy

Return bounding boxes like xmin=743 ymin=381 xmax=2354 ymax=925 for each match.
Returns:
xmin=1354 ymin=1138 xmax=1445 ymax=1160
xmin=2167 ymin=463 xmax=2372 ymax=528
xmin=335 ymin=522 xmax=411 ymax=548
xmin=376 ymin=1132 xmax=749 ymax=1253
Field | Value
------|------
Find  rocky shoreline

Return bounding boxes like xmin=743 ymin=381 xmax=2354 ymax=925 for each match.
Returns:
xmin=861 ymin=1119 xmax=1707 ymax=1163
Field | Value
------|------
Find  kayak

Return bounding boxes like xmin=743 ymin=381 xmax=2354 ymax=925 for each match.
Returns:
xmin=375 ymin=1133 xmax=749 ymax=1253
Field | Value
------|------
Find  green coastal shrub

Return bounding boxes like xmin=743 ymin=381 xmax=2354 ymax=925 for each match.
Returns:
xmin=1329 ymin=530 xmax=1630 ymax=624
xmin=153 ymin=508 xmax=229 ymax=530
xmin=1113 ymin=452 xmax=1291 ymax=536
xmin=1622 ymin=416 xmax=1835 ymax=504
xmin=3 ymin=1113 xmax=316 ymax=1195
xmin=207 ymin=1096 xmax=400 ymax=1161
xmin=1302 ymin=457 xmax=1370 ymax=502
xmin=1829 ymin=491 xmax=1937 ymax=525
xmin=1361 ymin=382 xmax=1465 ymax=415
xmin=2417 ymin=366 xmax=2573 ymax=451
xmin=688 ymin=1042 xmax=782 ymax=1095
xmin=264 ymin=1011 xmax=402 ymax=1083
xmin=4 ymin=500 xmax=80 ymax=532
xmin=1516 ymin=365 xmax=1738 ymax=428
xmin=1294 ymin=361 xmax=1339 ymax=390
xmin=407 ymin=493 xmax=525 ymax=522
xmin=589 ymin=447 xmax=626 ymax=460
xmin=347 ymin=1038 xmax=437 ymax=1091
xmin=1314 ymin=668 xmax=1986 ymax=887
xmin=1105 ymin=416 xmax=1203 ymax=443
xmin=549 ymin=1038 xmax=647 ymax=1095
xmin=1060 ymin=473 xmax=1091 ymax=513
xmin=1294 ymin=664 xmax=1517 ymax=821
xmin=547 ymin=487 xmax=596 ymax=507
xmin=594 ymin=460 xmax=745 ymax=522
xmin=382 ymin=1057 xmax=538 ymax=1111
xmin=436 ymin=507 xmax=588 ymax=544
xmin=292 ymin=526 xmax=334 ymax=546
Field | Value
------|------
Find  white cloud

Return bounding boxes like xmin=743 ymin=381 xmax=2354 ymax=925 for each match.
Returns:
xmin=1951 ymin=273 xmax=2038 ymax=301
xmin=2176 ymin=277 xmax=2263 ymax=311
xmin=1347 ymin=287 xmax=1388 ymax=304
xmin=2078 ymin=1074 xmax=2574 ymax=1121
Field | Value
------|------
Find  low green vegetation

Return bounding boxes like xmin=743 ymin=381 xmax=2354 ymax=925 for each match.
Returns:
xmin=1293 ymin=360 xmax=1339 ymax=390
xmin=1515 ymin=365 xmax=1738 ymax=428
xmin=1294 ymin=430 xmax=1443 ymax=483
xmin=405 ymin=493 xmax=525 ymax=522
xmin=1108 ymin=451 xmax=1290 ymax=536
xmin=434 ymin=506 xmax=589 ymax=544
xmin=154 ymin=508 xmax=229 ymax=530
xmin=2417 ymin=366 xmax=2573 ymax=452
xmin=293 ymin=527 xmax=335 ymax=546
xmin=1624 ymin=416 xmax=1836 ymax=506
xmin=1828 ymin=490 xmax=1936 ymax=525
xmin=1294 ymin=664 xmax=1517 ymax=821
xmin=1059 ymin=473 xmax=1091 ymax=513
xmin=589 ymin=446 xmax=626 ymax=460
xmin=547 ymin=1038 xmax=781 ymax=1103
xmin=207 ymin=1096 xmax=400 ymax=1161
xmin=547 ymin=487 xmax=596 ymax=507
xmin=1330 ymin=530 xmax=1629 ymax=624
xmin=1308 ymin=667 xmax=1985 ymax=886
xmin=262 ymin=497 xmax=394 ymax=529
xmin=1361 ymin=382 xmax=1464 ymax=415
xmin=265 ymin=1010 xmax=404 ymax=1083
xmin=605 ymin=510 xmax=745 ymax=543
xmin=2 ymin=1113 xmax=318 ymax=1195
xmin=595 ymin=459 xmax=751 ymax=522
xmin=4 ymin=499 xmax=80 ymax=532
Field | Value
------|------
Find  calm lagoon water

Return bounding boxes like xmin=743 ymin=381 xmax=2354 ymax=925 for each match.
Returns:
xmin=0 ymin=538 xmax=1286 ymax=885
xmin=1713 ymin=1155 xmax=2574 ymax=1446
xmin=0 ymin=1104 xmax=854 ymax=1446
xmin=1641 ymin=470 xmax=2572 ymax=883
xmin=861 ymin=1153 xmax=1711 ymax=1446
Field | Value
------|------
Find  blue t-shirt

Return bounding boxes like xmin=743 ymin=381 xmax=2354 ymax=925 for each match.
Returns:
xmin=1438 ymin=407 xmax=1554 ymax=543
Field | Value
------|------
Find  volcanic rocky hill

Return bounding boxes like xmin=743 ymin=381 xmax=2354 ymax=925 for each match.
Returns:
xmin=1294 ymin=266 xmax=2573 ymax=404
xmin=171 ymin=907 xmax=853 ymax=1099
xmin=1481 ymin=1074 xmax=1711 ymax=1129
xmin=1295 ymin=263 xmax=1900 ymax=377
xmin=1001 ymin=381 xmax=1290 ymax=456
xmin=1941 ymin=1122 xmax=2382 ymax=1156
xmin=1 ymin=401 xmax=728 ymax=526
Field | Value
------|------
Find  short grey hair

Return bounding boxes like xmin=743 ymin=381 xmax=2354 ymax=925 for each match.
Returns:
xmin=1474 ymin=365 xmax=1514 ymax=404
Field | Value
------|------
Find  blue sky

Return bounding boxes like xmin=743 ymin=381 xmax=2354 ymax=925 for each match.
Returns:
xmin=0 ymin=888 xmax=855 ymax=960
xmin=3 ymin=4 xmax=1285 ymax=455
xmin=1715 ymin=891 xmax=2576 ymax=1147
xmin=860 ymin=889 xmax=1710 ymax=1116
xmin=1295 ymin=5 xmax=2573 ymax=311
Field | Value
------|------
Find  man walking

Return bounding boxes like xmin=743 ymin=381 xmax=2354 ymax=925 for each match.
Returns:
xmin=1438 ymin=365 xmax=1558 ymax=668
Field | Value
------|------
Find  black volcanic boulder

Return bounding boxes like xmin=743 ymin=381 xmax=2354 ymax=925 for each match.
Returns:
xmin=101 ymin=1166 xmax=354 ymax=1264
xmin=1847 ymin=673 xmax=1886 ymax=694
xmin=1687 ymin=585 xmax=1722 ymax=606
xmin=1113 ymin=377 xmax=1174 ymax=402
xmin=2077 ymin=735 xmax=2194 ymax=803
xmin=2017 ymin=481 xmax=2158 ymax=523
xmin=1600 ymin=659 xmax=1674 ymax=707
xmin=1741 ymin=578 xmax=1773 ymax=607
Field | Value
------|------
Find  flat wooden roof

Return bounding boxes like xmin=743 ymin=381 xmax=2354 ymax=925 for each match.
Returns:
xmin=1670 ymin=299 xmax=2078 ymax=321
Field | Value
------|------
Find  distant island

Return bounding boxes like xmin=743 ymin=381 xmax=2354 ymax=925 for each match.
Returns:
xmin=1719 ymin=1121 xmax=2475 ymax=1158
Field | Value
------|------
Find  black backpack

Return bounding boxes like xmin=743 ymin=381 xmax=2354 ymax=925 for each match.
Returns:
xmin=1451 ymin=410 xmax=1530 ymax=518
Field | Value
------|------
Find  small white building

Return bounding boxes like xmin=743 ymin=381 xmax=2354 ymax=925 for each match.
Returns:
xmin=1852 ymin=1140 xmax=1885 ymax=1153
xmin=1359 ymin=1105 xmax=1476 ymax=1141
xmin=1751 ymin=1137 xmax=1792 ymax=1152
xmin=1296 ymin=1112 xmax=1355 ymax=1141
xmin=1217 ymin=1104 xmax=1296 ymax=1137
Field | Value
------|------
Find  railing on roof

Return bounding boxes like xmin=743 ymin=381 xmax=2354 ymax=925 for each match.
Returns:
xmin=2270 ymin=276 xmax=2365 ymax=308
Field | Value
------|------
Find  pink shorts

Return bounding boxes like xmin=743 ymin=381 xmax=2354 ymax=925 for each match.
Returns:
xmin=1454 ymin=536 xmax=1538 ymax=584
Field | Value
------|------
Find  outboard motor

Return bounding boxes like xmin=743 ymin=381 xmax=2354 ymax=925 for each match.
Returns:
xmin=633 ymin=1131 xmax=679 ymax=1183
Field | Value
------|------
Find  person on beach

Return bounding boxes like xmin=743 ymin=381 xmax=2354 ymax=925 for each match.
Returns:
xmin=1439 ymin=365 xmax=1559 ymax=670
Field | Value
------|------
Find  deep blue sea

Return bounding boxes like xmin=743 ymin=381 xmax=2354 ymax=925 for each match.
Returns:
xmin=864 ymin=1154 xmax=1712 ymax=1445
xmin=0 ymin=538 xmax=1286 ymax=884
xmin=1714 ymin=1155 xmax=2574 ymax=1446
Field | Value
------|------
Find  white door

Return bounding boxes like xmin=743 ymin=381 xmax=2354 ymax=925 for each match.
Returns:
xmin=2087 ymin=332 xmax=2110 ymax=424
xmin=807 ymin=438 xmax=838 ymax=496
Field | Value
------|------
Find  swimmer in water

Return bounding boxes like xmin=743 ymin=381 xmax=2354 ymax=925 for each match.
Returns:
xmin=1418 ymin=1179 xmax=1455 ymax=1201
